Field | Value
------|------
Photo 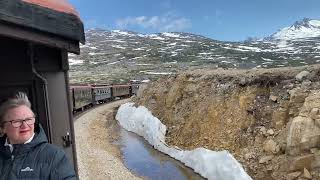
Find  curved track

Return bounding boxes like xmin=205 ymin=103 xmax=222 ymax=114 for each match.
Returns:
xmin=73 ymin=98 xmax=142 ymax=180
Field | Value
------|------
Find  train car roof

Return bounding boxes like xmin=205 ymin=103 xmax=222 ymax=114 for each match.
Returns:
xmin=112 ymin=84 xmax=131 ymax=87
xmin=92 ymin=86 xmax=112 ymax=89
xmin=22 ymin=0 xmax=79 ymax=17
xmin=70 ymin=85 xmax=92 ymax=89
xmin=0 ymin=0 xmax=85 ymax=53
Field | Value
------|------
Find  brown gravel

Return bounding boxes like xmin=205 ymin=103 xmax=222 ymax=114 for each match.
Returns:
xmin=74 ymin=99 xmax=143 ymax=180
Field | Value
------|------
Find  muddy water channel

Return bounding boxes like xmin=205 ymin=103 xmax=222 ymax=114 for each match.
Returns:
xmin=115 ymin=128 xmax=205 ymax=180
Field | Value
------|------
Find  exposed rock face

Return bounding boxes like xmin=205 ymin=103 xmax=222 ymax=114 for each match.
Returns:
xmin=134 ymin=65 xmax=320 ymax=179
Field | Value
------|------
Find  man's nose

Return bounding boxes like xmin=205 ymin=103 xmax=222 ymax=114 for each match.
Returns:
xmin=20 ymin=120 xmax=29 ymax=128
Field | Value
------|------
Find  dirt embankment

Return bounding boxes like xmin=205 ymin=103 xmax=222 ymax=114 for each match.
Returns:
xmin=134 ymin=65 xmax=320 ymax=180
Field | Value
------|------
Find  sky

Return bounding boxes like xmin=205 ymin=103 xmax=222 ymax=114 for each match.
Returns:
xmin=68 ymin=0 xmax=320 ymax=42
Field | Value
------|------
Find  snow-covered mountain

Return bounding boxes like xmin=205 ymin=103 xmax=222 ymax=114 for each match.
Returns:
xmin=69 ymin=19 xmax=320 ymax=84
xmin=265 ymin=18 xmax=320 ymax=41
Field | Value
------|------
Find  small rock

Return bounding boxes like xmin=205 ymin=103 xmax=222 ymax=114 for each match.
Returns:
xmin=254 ymin=135 xmax=264 ymax=145
xmin=246 ymin=127 xmax=253 ymax=133
xmin=287 ymin=171 xmax=301 ymax=180
xmin=267 ymin=129 xmax=274 ymax=136
xmin=310 ymin=148 xmax=318 ymax=154
xmin=286 ymin=83 xmax=294 ymax=89
xmin=303 ymin=168 xmax=312 ymax=179
xmin=259 ymin=155 xmax=274 ymax=164
xmin=244 ymin=152 xmax=255 ymax=160
xmin=263 ymin=139 xmax=280 ymax=154
xmin=260 ymin=126 xmax=267 ymax=136
xmin=302 ymin=80 xmax=312 ymax=87
xmin=227 ymin=119 xmax=232 ymax=124
xmin=269 ymin=95 xmax=278 ymax=102
xmin=240 ymin=78 xmax=246 ymax=86
xmin=295 ymin=71 xmax=310 ymax=82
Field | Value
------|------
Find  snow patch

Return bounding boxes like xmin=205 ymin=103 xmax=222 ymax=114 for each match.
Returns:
xmin=68 ymin=59 xmax=83 ymax=65
xmin=112 ymin=45 xmax=126 ymax=49
xmin=88 ymin=52 xmax=106 ymax=56
xmin=162 ymin=32 xmax=180 ymax=38
xmin=89 ymin=46 xmax=97 ymax=50
xmin=237 ymin=46 xmax=262 ymax=52
xmin=136 ymin=63 xmax=153 ymax=66
xmin=108 ymin=61 xmax=121 ymax=65
xmin=112 ymin=30 xmax=132 ymax=36
xmin=133 ymin=48 xmax=145 ymax=51
xmin=261 ymin=57 xmax=274 ymax=62
xmin=140 ymin=71 xmax=173 ymax=75
xmin=116 ymin=103 xmax=252 ymax=180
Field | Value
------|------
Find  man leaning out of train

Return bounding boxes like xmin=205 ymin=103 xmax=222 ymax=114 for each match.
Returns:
xmin=0 ymin=92 xmax=76 ymax=179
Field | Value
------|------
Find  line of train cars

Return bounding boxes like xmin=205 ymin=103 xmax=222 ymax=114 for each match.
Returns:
xmin=69 ymin=83 xmax=140 ymax=112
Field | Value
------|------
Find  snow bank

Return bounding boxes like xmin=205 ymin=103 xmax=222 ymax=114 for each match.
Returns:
xmin=116 ymin=102 xmax=252 ymax=180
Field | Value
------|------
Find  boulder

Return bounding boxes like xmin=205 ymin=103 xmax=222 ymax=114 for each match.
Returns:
xmin=263 ymin=139 xmax=280 ymax=154
xmin=287 ymin=116 xmax=320 ymax=155
xmin=303 ymin=168 xmax=312 ymax=179
xmin=259 ymin=155 xmax=274 ymax=164
xmin=286 ymin=171 xmax=301 ymax=180
xmin=267 ymin=129 xmax=275 ymax=136
xmin=295 ymin=71 xmax=310 ymax=82
xmin=272 ymin=108 xmax=288 ymax=129
xmin=289 ymin=154 xmax=314 ymax=171
xmin=260 ymin=126 xmax=267 ymax=136
xmin=288 ymin=87 xmax=308 ymax=117
xmin=310 ymin=108 xmax=319 ymax=120
xmin=269 ymin=95 xmax=278 ymax=102
xmin=299 ymin=91 xmax=320 ymax=117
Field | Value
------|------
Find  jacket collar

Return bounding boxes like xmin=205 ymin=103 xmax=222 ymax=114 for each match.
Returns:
xmin=4 ymin=133 xmax=35 ymax=153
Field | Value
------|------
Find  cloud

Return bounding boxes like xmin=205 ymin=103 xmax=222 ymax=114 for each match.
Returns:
xmin=116 ymin=12 xmax=191 ymax=32
xmin=84 ymin=19 xmax=109 ymax=29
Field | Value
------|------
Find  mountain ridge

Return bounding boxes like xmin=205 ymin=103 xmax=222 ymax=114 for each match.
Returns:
xmin=69 ymin=18 xmax=320 ymax=84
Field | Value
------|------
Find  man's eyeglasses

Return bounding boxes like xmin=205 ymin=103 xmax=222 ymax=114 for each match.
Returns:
xmin=4 ymin=117 xmax=36 ymax=128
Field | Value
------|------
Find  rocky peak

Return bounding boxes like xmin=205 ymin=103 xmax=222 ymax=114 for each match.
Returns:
xmin=265 ymin=18 xmax=320 ymax=41
xmin=292 ymin=18 xmax=313 ymax=29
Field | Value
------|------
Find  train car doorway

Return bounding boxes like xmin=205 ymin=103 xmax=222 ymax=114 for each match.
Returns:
xmin=0 ymin=0 xmax=85 ymax=176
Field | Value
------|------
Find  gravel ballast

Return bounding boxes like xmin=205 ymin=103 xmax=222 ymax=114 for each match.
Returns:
xmin=74 ymin=99 xmax=142 ymax=180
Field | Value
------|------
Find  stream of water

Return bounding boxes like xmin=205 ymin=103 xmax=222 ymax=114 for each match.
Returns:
xmin=114 ymin=128 xmax=206 ymax=180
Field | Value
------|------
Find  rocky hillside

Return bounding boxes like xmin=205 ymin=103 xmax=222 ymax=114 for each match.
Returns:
xmin=69 ymin=18 xmax=320 ymax=84
xmin=134 ymin=65 xmax=320 ymax=180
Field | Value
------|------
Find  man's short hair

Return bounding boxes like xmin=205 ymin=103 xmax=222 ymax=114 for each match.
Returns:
xmin=0 ymin=92 xmax=31 ymax=127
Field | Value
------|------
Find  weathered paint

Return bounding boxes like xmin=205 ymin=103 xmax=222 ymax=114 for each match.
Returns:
xmin=22 ymin=0 xmax=79 ymax=16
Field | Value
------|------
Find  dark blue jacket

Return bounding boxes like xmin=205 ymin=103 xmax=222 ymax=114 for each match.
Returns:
xmin=0 ymin=125 xmax=76 ymax=180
